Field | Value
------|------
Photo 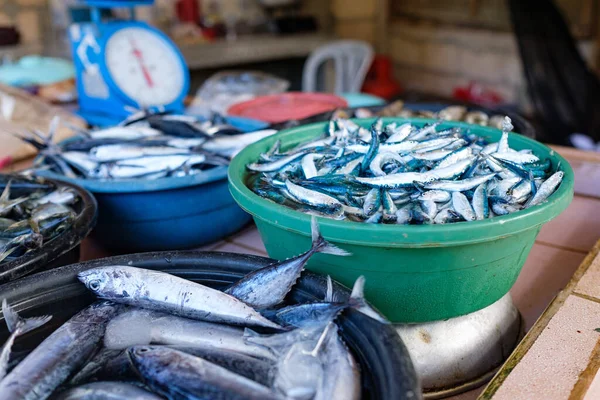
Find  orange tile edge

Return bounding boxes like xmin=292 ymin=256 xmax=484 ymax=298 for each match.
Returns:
xmin=479 ymin=239 xmax=600 ymax=400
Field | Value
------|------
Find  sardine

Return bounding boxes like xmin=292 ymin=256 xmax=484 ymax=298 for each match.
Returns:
xmin=0 ymin=302 xmax=122 ymax=400
xmin=54 ymin=382 xmax=162 ymax=400
xmin=129 ymin=346 xmax=283 ymax=400
xmin=226 ymin=217 xmax=349 ymax=309
xmin=78 ymin=266 xmax=281 ymax=329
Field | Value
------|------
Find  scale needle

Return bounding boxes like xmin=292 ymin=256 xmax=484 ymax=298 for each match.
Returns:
xmin=129 ymin=37 xmax=154 ymax=88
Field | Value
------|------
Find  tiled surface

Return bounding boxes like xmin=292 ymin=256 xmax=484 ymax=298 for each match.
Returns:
xmin=583 ymin=369 xmax=600 ymax=400
xmin=536 ymin=195 xmax=600 ymax=253
xmin=511 ymin=243 xmax=586 ymax=329
xmin=491 ymin=295 xmax=600 ymax=400
xmin=575 ymin=255 xmax=600 ymax=300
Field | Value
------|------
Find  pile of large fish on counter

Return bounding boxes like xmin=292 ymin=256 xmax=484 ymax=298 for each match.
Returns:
xmin=17 ymin=112 xmax=276 ymax=181
xmin=0 ymin=175 xmax=79 ymax=265
xmin=0 ymin=218 xmax=383 ymax=400
xmin=247 ymin=117 xmax=564 ymax=224
xmin=339 ymin=101 xmax=510 ymax=129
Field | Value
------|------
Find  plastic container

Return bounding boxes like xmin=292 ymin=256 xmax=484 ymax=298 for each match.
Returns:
xmin=0 ymin=251 xmax=420 ymax=400
xmin=33 ymin=119 xmax=266 ymax=252
xmin=227 ymin=93 xmax=348 ymax=124
xmin=36 ymin=167 xmax=251 ymax=252
xmin=0 ymin=176 xmax=97 ymax=283
xmin=228 ymin=118 xmax=574 ymax=323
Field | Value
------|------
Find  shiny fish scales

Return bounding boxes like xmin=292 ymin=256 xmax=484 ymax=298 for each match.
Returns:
xmin=246 ymin=117 xmax=564 ymax=224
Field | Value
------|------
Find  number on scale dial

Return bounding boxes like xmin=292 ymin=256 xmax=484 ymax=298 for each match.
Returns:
xmin=104 ymin=27 xmax=185 ymax=107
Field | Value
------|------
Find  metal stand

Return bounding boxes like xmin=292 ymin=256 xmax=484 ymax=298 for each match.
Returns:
xmin=395 ymin=293 xmax=523 ymax=399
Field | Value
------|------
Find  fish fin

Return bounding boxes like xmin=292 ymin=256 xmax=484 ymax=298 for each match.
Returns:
xmin=325 ymin=276 xmax=333 ymax=302
xmin=19 ymin=314 xmax=52 ymax=335
xmin=2 ymin=299 xmax=20 ymax=332
xmin=311 ymin=217 xmax=351 ymax=257
xmin=243 ymin=328 xmax=261 ymax=338
xmin=348 ymin=277 xmax=390 ymax=324
xmin=0 ymin=180 xmax=11 ymax=203
xmin=308 ymin=322 xmax=335 ymax=357
xmin=47 ymin=116 xmax=60 ymax=144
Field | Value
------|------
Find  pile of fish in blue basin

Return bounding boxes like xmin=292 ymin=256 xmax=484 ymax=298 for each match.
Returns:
xmin=0 ymin=219 xmax=414 ymax=400
xmin=16 ymin=112 xmax=277 ymax=251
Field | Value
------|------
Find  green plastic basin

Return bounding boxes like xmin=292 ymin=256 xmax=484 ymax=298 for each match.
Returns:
xmin=228 ymin=118 xmax=574 ymax=323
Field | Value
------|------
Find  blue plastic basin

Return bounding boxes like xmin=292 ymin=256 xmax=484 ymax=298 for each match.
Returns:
xmin=33 ymin=117 xmax=265 ymax=251
xmin=36 ymin=168 xmax=251 ymax=252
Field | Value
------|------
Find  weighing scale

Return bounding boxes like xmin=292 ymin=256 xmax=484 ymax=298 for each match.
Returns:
xmin=69 ymin=0 xmax=190 ymax=126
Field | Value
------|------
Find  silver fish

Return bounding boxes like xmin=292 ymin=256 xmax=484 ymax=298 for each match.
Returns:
xmin=452 ymin=192 xmax=476 ymax=221
xmin=285 ymin=180 xmax=342 ymax=213
xmin=226 ymin=217 xmax=349 ymax=309
xmin=526 ymin=171 xmax=564 ymax=208
xmin=103 ymin=309 xmax=276 ymax=360
xmin=314 ymin=322 xmax=360 ymax=400
xmin=78 ymin=266 xmax=280 ymax=329
xmin=129 ymin=346 xmax=283 ymax=400
xmin=422 ymin=174 xmax=496 ymax=191
xmin=54 ymin=382 xmax=162 ymax=400
xmin=0 ymin=302 xmax=122 ymax=400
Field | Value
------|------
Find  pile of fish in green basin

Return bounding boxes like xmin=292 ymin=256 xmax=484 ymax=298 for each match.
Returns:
xmin=18 ymin=112 xmax=276 ymax=180
xmin=0 ymin=218 xmax=387 ymax=400
xmin=246 ymin=117 xmax=564 ymax=224
xmin=0 ymin=175 xmax=80 ymax=265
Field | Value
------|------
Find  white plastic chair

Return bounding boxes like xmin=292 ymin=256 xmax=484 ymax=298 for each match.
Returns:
xmin=302 ymin=40 xmax=374 ymax=94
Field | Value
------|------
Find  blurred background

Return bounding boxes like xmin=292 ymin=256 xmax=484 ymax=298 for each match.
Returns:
xmin=0 ymin=0 xmax=599 ymax=147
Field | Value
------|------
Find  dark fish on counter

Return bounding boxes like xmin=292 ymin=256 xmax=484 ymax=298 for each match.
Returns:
xmin=77 ymin=266 xmax=281 ymax=329
xmin=226 ymin=216 xmax=350 ymax=309
xmin=0 ymin=302 xmax=123 ymax=400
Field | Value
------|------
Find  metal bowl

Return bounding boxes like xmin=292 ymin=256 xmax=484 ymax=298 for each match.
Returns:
xmin=0 ymin=175 xmax=97 ymax=283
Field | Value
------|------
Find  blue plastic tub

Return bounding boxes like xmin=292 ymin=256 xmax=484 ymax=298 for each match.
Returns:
xmin=33 ymin=118 xmax=264 ymax=252
xmin=36 ymin=168 xmax=251 ymax=252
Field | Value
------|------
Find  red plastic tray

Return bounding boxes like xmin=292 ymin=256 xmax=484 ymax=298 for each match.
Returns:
xmin=227 ymin=92 xmax=348 ymax=124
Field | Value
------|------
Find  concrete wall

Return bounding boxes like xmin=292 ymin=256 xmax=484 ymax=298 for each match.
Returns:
xmin=388 ymin=17 xmax=597 ymax=109
xmin=0 ymin=0 xmax=49 ymax=48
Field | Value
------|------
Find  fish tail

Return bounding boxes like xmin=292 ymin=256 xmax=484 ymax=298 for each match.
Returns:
xmin=310 ymin=216 xmax=351 ymax=257
xmin=347 ymin=277 xmax=390 ymax=324
xmin=2 ymin=299 xmax=52 ymax=334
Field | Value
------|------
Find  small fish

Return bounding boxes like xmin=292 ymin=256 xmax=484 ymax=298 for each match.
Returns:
xmin=226 ymin=217 xmax=349 ymax=309
xmin=103 ymin=309 xmax=276 ymax=360
xmin=472 ymin=183 xmax=488 ymax=220
xmin=0 ymin=302 xmax=122 ymax=400
xmin=129 ymin=346 xmax=283 ymax=400
xmin=53 ymin=382 xmax=162 ymax=400
xmin=285 ymin=180 xmax=343 ymax=213
xmin=452 ymin=192 xmax=476 ymax=221
xmin=314 ymin=322 xmax=361 ymax=400
xmin=526 ymin=171 xmax=564 ymax=208
xmin=78 ymin=266 xmax=281 ymax=329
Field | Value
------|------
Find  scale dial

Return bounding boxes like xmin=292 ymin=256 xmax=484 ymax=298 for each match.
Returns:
xmin=103 ymin=26 xmax=186 ymax=108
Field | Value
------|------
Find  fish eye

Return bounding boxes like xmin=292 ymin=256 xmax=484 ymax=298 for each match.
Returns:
xmin=88 ymin=279 xmax=101 ymax=291
xmin=137 ymin=347 xmax=150 ymax=354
